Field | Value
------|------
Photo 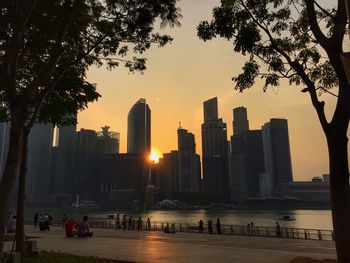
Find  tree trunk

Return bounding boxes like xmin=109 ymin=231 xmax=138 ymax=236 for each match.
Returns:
xmin=327 ymin=133 xmax=350 ymax=263
xmin=0 ymin=120 xmax=24 ymax=259
xmin=15 ymin=128 xmax=30 ymax=253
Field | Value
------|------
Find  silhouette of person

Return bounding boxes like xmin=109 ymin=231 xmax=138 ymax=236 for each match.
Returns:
xmin=216 ymin=218 xmax=221 ymax=234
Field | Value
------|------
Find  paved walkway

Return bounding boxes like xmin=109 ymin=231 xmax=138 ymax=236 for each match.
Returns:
xmin=5 ymin=226 xmax=336 ymax=263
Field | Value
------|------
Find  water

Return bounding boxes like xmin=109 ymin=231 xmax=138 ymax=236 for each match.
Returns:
xmin=29 ymin=209 xmax=333 ymax=230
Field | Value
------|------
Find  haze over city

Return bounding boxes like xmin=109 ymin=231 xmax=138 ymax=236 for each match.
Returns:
xmin=81 ymin=0 xmax=346 ymax=181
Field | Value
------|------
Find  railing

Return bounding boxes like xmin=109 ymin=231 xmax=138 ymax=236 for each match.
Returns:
xmin=25 ymin=218 xmax=334 ymax=241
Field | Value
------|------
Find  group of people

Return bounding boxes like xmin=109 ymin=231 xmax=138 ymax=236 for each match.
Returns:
xmin=114 ymin=214 xmax=151 ymax=232
xmin=198 ymin=218 xmax=222 ymax=234
xmin=64 ymin=216 xmax=93 ymax=238
xmin=33 ymin=212 xmax=53 ymax=231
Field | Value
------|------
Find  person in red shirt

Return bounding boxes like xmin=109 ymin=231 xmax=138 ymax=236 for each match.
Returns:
xmin=65 ymin=219 xmax=77 ymax=238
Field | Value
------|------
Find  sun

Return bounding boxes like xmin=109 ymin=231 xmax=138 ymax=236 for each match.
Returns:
xmin=149 ymin=148 xmax=162 ymax=163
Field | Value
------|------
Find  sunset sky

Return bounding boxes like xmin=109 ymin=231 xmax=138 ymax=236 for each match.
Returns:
xmin=80 ymin=0 xmax=347 ymax=181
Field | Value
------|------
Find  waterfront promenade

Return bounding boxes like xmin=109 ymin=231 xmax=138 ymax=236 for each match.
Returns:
xmin=5 ymin=226 xmax=336 ymax=262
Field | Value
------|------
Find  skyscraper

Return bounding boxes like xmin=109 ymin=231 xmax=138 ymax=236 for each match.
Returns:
xmin=73 ymin=129 xmax=99 ymax=197
xmin=233 ymin=107 xmax=249 ymax=136
xmin=230 ymin=107 xmax=265 ymax=202
xmin=158 ymin=151 xmax=179 ymax=193
xmin=127 ymin=98 xmax=151 ymax=156
xmin=262 ymin=119 xmax=293 ymax=190
xmin=26 ymin=123 xmax=54 ymax=202
xmin=97 ymin=126 xmax=120 ymax=154
xmin=51 ymin=124 xmax=76 ymax=197
xmin=177 ymin=125 xmax=201 ymax=192
xmin=201 ymin=97 xmax=230 ymax=201
xmin=203 ymin=97 xmax=219 ymax=123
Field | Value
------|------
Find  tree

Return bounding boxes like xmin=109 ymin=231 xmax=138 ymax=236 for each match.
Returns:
xmin=197 ymin=0 xmax=349 ymax=261
xmin=14 ymin=66 xmax=100 ymax=253
xmin=0 ymin=0 xmax=181 ymax=257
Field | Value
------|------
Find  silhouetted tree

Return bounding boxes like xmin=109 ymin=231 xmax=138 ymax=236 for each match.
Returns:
xmin=197 ymin=0 xmax=349 ymax=261
xmin=15 ymin=66 xmax=100 ymax=253
xmin=0 ymin=0 xmax=181 ymax=257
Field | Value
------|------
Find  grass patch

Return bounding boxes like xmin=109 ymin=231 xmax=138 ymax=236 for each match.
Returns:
xmin=22 ymin=251 xmax=133 ymax=263
xmin=290 ymin=257 xmax=336 ymax=263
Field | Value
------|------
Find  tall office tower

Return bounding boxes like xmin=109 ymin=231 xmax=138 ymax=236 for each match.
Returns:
xmin=230 ymin=130 xmax=265 ymax=201
xmin=230 ymin=154 xmax=248 ymax=202
xmin=97 ymin=126 xmax=120 ymax=154
xmin=262 ymin=118 xmax=293 ymax=189
xmin=230 ymin=107 xmax=265 ymax=202
xmin=203 ymin=97 xmax=219 ymax=122
xmin=0 ymin=122 xmax=10 ymax=179
xmin=158 ymin=151 xmax=179 ymax=193
xmin=177 ymin=125 xmax=201 ymax=192
xmin=202 ymin=97 xmax=230 ymax=201
xmin=26 ymin=123 xmax=54 ymax=202
xmin=233 ymin=107 xmax=249 ymax=136
xmin=73 ymin=129 xmax=99 ymax=198
xmin=51 ymin=124 xmax=76 ymax=197
xmin=127 ymin=98 xmax=151 ymax=156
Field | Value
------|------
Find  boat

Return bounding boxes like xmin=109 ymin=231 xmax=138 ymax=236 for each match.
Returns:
xmin=279 ymin=215 xmax=296 ymax=221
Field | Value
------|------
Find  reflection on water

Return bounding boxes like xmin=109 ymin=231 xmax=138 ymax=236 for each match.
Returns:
xmin=28 ymin=208 xmax=333 ymax=230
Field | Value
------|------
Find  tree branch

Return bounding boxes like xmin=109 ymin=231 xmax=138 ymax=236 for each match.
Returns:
xmin=23 ymin=0 xmax=75 ymax=99
xmin=304 ymin=0 xmax=331 ymax=51
xmin=239 ymin=0 xmax=329 ymax=133
xmin=1 ymin=0 xmax=38 ymax=101
xmin=331 ymin=0 xmax=347 ymax=48
xmin=314 ymin=1 xmax=336 ymax=20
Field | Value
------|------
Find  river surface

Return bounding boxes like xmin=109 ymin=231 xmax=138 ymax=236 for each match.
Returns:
xmin=26 ymin=209 xmax=333 ymax=230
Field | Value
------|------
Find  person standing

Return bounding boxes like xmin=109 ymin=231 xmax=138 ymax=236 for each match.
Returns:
xmin=33 ymin=212 xmax=39 ymax=229
xmin=247 ymin=223 xmax=251 ymax=235
xmin=275 ymin=222 xmax=281 ymax=237
xmin=62 ymin=214 xmax=68 ymax=228
xmin=216 ymin=218 xmax=222 ymax=234
xmin=115 ymin=214 xmax=120 ymax=231
xmin=207 ymin=219 xmax=213 ymax=234
xmin=128 ymin=216 xmax=132 ymax=230
xmin=250 ymin=222 xmax=254 ymax=235
xmin=198 ymin=220 xmax=204 ymax=233
xmin=137 ymin=217 xmax=143 ymax=231
xmin=147 ymin=217 xmax=151 ymax=230
xmin=122 ymin=215 xmax=127 ymax=231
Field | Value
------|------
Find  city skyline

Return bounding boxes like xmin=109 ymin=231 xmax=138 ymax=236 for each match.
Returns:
xmin=78 ymin=0 xmax=344 ymax=181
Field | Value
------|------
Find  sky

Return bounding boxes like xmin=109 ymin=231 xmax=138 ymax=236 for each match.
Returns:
xmin=80 ymin=0 xmax=346 ymax=182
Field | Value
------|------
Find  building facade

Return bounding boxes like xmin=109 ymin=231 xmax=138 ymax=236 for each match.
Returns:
xmin=262 ymin=119 xmax=293 ymax=190
xmin=26 ymin=123 xmax=54 ymax=202
xmin=232 ymin=107 xmax=249 ymax=136
xmin=127 ymin=98 xmax=151 ymax=156
xmin=201 ymin=97 xmax=230 ymax=201
xmin=177 ymin=126 xmax=201 ymax=193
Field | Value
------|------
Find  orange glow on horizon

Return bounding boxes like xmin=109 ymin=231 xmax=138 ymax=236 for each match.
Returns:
xmin=149 ymin=148 xmax=162 ymax=164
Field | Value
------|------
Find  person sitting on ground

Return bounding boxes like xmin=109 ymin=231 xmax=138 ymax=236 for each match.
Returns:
xmin=170 ymin=223 xmax=176 ymax=234
xmin=39 ymin=214 xmax=50 ymax=231
xmin=164 ymin=223 xmax=170 ymax=233
xmin=75 ymin=216 xmax=93 ymax=238
xmin=6 ymin=215 xmax=16 ymax=233
xmin=65 ymin=218 xmax=77 ymax=238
